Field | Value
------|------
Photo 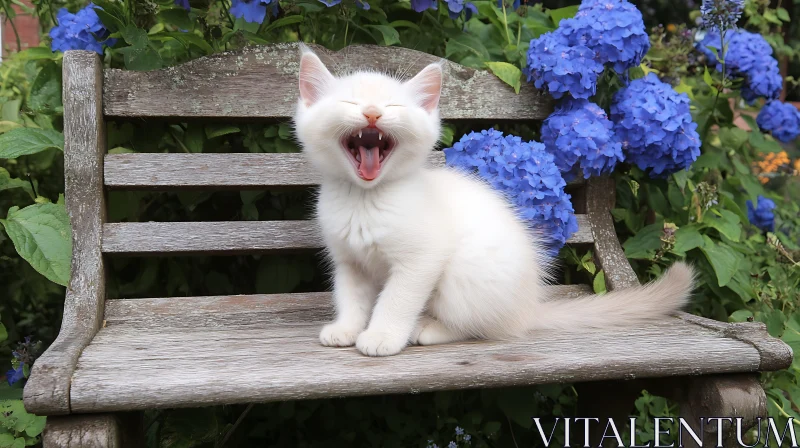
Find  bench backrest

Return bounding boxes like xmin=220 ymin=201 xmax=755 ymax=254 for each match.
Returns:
xmin=62 ymin=43 xmax=634 ymax=307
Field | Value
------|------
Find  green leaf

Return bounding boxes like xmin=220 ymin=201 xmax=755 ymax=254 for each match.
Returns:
xmin=671 ymin=225 xmax=704 ymax=255
xmin=0 ymin=127 xmax=64 ymax=159
xmin=547 ymin=5 xmax=578 ymax=25
xmin=264 ymin=15 xmax=304 ymax=32
xmin=776 ymin=7 xmax=790 ymax=21
xmin=699 ymin=235 xmax=739 ymax=287
xmin=593 ymin=270 xmax=606 ymax=294
xmin=118 ymin=26 xmax=163 ymax=71
xmin=157 ymin=8 xmax=193 ymax=30
xmin=0 ymin=168 xmax=34 ymax=199
xmin=0 ymin=434 xmax=24 ymax=448
xmin=0 ymin=203 xmax=72 ymax=286
xmin=718 ymin=126 xmax=748 ymax=150
xmin=256 ymin=257 xmax=301 ymax=294
xmin=622 ymin=222 xmax=663 ymax=260
xmin=0 ymin=323 xmax=6 ymax=342
xmin=205 ymin=125 xmax=240 ymax=139
xmin=484 ymin=62 xmax=522 ymax=94
xmin=365 ymin=25 xmax=400 ymax=46
xmin=702 ymin=209 xmax=741 ymax=242
xmin=16 ymin=47 xmax=58 ymax=60
xmin=28 ymin=62 xmax=63 ymax=115
xmin=730 ymin=310 xmax=753 ymax=323
xmin=389 ymin=20 xmax=420 ymax=31
xmin=446 ymin=33 xmax=490 ymax=61
xmin=161 ymin=32 xmax=213 ymax=54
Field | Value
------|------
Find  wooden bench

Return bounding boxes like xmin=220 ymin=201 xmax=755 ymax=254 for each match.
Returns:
xmin=25 ymin=43 xmax=792 ymax=447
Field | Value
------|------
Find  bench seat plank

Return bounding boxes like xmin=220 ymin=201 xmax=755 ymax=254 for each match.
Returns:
xmin=66 ymin=287 xmax=773 ymax=413
xmin=101 ymin=215 xmax=594 ymax=254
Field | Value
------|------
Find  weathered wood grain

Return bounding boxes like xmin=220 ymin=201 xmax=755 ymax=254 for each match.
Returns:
xmin=104 ymin=152 xmax=586 ymax=190
xmin=676 ymin=374 xmax=766 ymax=448
xmin=103 ymin=43 xmax=552 ymax=120
xmin=68 ymin=289 xmax=765 ymax=412
xmin=43 ymin=414 xmax=121 ymax=448
xmin=586 ymin=176 xmax=640 ymax=291
xmin=24 ymin=51 xmax=107 ymax=416
xmin=101 ymin=215 xmax=593 ymax=254
xmin=104 ymin=152 xmax=445 ymax=189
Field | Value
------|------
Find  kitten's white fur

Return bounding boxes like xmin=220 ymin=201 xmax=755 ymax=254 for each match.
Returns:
xmin=293 ymin=49 xmax=694 ymax=357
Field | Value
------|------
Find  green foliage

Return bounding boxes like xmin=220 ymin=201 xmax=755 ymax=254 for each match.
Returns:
xmin=0 ymin=0 xmax=798 ymax=446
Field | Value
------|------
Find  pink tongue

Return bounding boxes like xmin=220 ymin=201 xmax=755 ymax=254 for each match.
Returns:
xmin=358 ymin=146 xmax=381 ymax=180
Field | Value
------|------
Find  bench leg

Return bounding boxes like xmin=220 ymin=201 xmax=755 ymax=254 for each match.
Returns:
xmin=43 ymin=412 xmax=144 ymax=448
xmin=576 ymin=380 xmax=643 ymax=447
xmin=672 ymin=374 xmax=766 ymax=448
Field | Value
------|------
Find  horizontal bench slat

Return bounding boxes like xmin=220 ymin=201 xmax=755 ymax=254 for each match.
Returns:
xmin=105 ymin=152 xmax=587 ymax=190
xmin=104 ymin=152 xmax=446 ymax=189
xmin=67 ymin=289 xmax=768 ymax=412
xmin=102 ymin=215 xmax=593 ymax=254
xmin=103 ymin=43 xmax=552 ymax=120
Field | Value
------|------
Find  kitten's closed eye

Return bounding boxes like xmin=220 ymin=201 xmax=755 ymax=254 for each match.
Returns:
xmin=340 ymin=101 xmax=358 ymax=105
xmin=385 ymin=105 xmax=405 ymax=108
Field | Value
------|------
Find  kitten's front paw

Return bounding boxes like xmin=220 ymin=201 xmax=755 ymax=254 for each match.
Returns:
xmin=320 ymin=322 xmax=361 ymax=347
xmin=356 ymin=330 xmax=407 ymax=356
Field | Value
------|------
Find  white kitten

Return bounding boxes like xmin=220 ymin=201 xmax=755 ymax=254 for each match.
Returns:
xmin=293 ymin=49 xmax=694 ymax=357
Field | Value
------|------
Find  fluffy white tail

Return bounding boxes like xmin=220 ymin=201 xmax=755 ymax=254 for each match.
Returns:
xmin=531 ymin=262 xmax=695 ymax=330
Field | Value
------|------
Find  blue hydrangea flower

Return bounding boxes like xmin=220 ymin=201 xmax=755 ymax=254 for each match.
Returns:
xmin=411 ymin=0 xmax=438 ymax=12
xmin=6 ymin=363 xmax=24 ymax=386
xmin=444 ymin=0 xmax=477 ymax=19
xmin=318 ymin=0 xmax=342 ymax=5
xmin=525 ymin=32 xmax=604 ymax=99
xmin=444 ymin=129 xmax=578 ymax=254
xmin=356 ymin=0 xmax=370 ymax=9
xmin=610 ymin=74 xmax=701 ymax=177
xmin=698 ymin=30 xmax=782 ymax=102
xmin=756 ymin=101 xmax=800 ymax=143
xmin=448 ymin=442 xmax=457 ymax=448
xmin=175 ymin=0 xmax=190 ymax=10
xmin=564 ymin=0 xmax=650 ymax=73
xmin=455 ymin=427 xmax=464 ymax=435
xmin=230 ymin=0 xmax=278 ymax=23
xmin=541 ymin=98 xmax=624 ymax=181
xmin=49 ymin=4 xmax=116 ymax=54
xmin=746 ymin=195 xmax=775 ymax=232
xmin=700 ymin=0 xmax=744 ymax=30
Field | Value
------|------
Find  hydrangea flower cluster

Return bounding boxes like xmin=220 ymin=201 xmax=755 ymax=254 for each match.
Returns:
xmin=444 ymin=0 xmax=478 ymax=19
xmin=700 ymin=0 xmax=744 ymax=30
xmin=230 ymin=0 xmax=279 ymax=23
xmin=411 ymin=0 xmax=438 ymax=12
xmin=444 ymin=129 xmax=578 ymax=254
xmin=498 ymin=0 xmax=521 ymax=9
xmin=175 ymin=0 xmax=190 ymax=10
xmin=756 ymin=101 xmax=800 ymax=143
xmin=565 ymin=0 xmax=651 ymax=73
xmin=610 ymin=74 xmax=701 ymax=177
xmin=541 ymin=99 xmax=624 ymax=181
xmin=6 ymin=363 xmax=24 ymax=386
xmin=525 ymin=33 xmax=604 ymax=99
xmin=698 ymin=30 xmax=782 ymax=102
xmin=747 ymin=195 xmax=776 ymax=232
xmin=49 ymin=4 xmax=116 ymax=54
xmin=525 ymin=0 xmax=648 ymax=98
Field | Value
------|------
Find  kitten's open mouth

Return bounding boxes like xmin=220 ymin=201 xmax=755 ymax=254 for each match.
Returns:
xmin=341 ymin=128 xmax=395 ymax=181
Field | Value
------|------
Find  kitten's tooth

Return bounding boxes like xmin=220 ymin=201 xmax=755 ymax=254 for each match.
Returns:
xmin=378 ymin=132 xmax=383 ymax=140
xmin=358 ymin=130 xmax=362 ymax=138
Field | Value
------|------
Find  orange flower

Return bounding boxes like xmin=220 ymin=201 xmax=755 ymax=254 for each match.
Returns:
xmin=666 ymin=24 xmax=677 ymax=32
xmin=754 ymin=151 xmax=789 ymax=184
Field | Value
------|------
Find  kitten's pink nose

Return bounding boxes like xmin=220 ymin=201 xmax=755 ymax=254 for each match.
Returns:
xmin=362 ymin=106 xmax=382 ymax=127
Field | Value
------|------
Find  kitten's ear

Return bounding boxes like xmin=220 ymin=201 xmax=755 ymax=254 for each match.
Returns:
xmin=298 ymin=49 xmax=335 ymax=107
xmin=406 ymin=63 xmax=443 ymax=113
